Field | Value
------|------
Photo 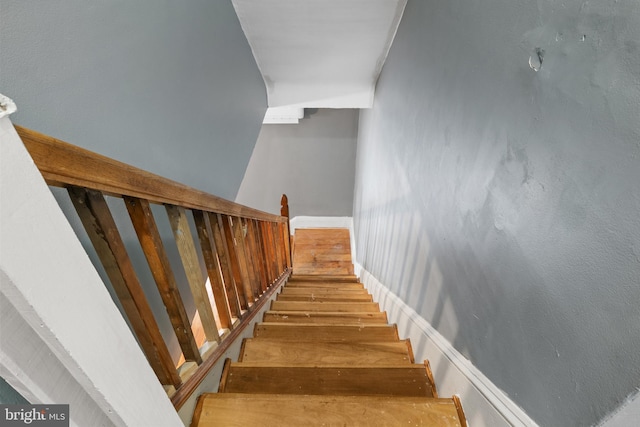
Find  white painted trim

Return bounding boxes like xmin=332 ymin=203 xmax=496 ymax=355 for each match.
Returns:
xmin=0 ymin=117 xmax=182 ymax=426
xmin=289 ymin=216 xmax=357 ymax=265
xmin=262 ymin=106 xmax=304 ymax=124
xmin=355 ymin=265 xmax=540 ymax=427
xmin=289 ymin=215 xmax=352 ymax=231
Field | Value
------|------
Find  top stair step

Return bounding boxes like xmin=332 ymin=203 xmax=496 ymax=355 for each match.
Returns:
xmin=292 ymin=228 xmax=354 ymax=275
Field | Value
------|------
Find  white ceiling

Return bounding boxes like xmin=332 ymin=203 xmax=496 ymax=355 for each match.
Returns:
xmin=232 ymin=0 xmax=407 ymax=111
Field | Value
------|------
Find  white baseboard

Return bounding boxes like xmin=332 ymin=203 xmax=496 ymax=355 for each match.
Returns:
xmin=356 ymin=266 xmax=539 ymax=427
xmin=289 ymin=216 xmax=353 ymax=231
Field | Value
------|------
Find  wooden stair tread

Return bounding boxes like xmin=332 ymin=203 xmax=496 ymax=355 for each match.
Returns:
xmin=276 ymin=293 xmax=373 ymax=302
xmin=294 ymin=265 xmax=354 ymax=275
xmin=219 ymin=362 xmax=436 ymax=397
xmin=293 ymin=228 xmax=351 ymax=237
xmin=263 ymin=311 xmax=387 ymax=324
xmin=284 ymin=281 xmax=364 ymax=289
xmin=280 ymin=287 xmax=369 ymax=294
xmin=192 ymin=394 xmax=464 ymax=427
xmin=271 ymin=301 xmax=380 ymax=312
xmin=254 ymin=323 xmax=399 ymax=342
xmin=239 ymin=339 xmax=414 ymax=365
xmin=288 ymin=274 xmax=359 ymax=282
xmin=294 ymin=252 xmax=353 ymax=262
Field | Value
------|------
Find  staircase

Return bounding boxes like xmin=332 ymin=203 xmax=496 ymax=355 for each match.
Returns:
xmin=191 ymin=228 xmax=467 ymax=426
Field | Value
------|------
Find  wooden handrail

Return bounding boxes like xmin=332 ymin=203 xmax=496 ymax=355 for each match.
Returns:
xmin=15 ymin=126 xmax=285 ymax=223
xmin=16 ymin=124 xmax=292 ymax=410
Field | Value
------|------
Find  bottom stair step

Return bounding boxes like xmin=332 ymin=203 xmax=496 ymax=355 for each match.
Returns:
xmin=191 ymin=393 xmax=466 ymax=427
xmin=219 ymin=362 xmax=437 ymax=397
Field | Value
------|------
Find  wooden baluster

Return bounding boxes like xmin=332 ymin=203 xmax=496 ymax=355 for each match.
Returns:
xmin=276 ymin=222 xmax=285 ymax=273
xmin=166 ymin=205 xmax=220 ymax=344
xmin=257 ymin=221 xmax=274 ymax=285
xmin=191 ymin=210 xmax=232 ymax=331
xmin=208 ymin=213 xmax=242 ymax=319
xmin=231 ymin=217 xmax=258 ymax=302
xmin=68 ymin=187 xmax=181 ymax=387
xmin=266 ymin=222 xmax=279 ymax=281
xmin=282 ymin=222 xmax=291 ymax=270
xmin=123 ymin=196 xmax=202 ymax=365
xmin=246 ymin=219 xmax=265 ymax=294
xmin=273 ymin=222 xmax=284 ymax=276
xmin=256 ymin=221 xmax=271 ymax=284
xmin=246 ymin=219 xmax=267 ymax=294
xmin=251 ymin=219 xmax=270 ymax=292
xmin=239 ymin=218 xmax=260 ymax=298
xmin=282 ymin=221 xmax=293 ymax=268
xmin=221 ymin=215 xmax=249 ymax=310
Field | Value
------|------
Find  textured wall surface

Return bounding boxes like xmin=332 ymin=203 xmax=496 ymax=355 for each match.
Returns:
xmin=353 ymin=0 xmax=640 ymax=425
xmin=236 ymin=109 xmax=358 ymax=217
xmin=1 ymin=0 xmax=266 ymax=200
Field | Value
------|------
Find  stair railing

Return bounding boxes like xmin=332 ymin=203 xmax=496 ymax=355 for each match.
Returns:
xmin=15 ymin=126 xmax=292 ymax=409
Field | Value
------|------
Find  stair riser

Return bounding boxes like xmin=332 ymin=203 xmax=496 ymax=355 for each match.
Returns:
xmin=285 ymin=283 xmax=364 ymax=289
xmin=263 ymin=312 xmax=387 ymax=324
xmin=276 ymin=294 xmax=373 ymax=302
xmin=281 ymin=289 xmax=368 ymax=295
xmin=253 ymin=324 xmax=399 ymax=342
xmin=271 ymin=301 xmax=380 ymax=312
xmin=220 ymin=365 xmax=435 ymax=397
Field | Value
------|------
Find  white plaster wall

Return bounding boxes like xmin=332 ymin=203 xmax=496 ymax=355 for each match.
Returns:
xmin=352 ymin=0 xmax=640 ymax=425
xmin=0 ymin=117 xmax=182 ymax=426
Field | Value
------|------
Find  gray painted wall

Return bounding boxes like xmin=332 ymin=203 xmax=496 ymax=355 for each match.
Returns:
xmin=1 ymin=0 xmax=266 ymax=201
xmin=353 ymin=1 xmax=640 ymax=426
xmin=1 ymin=1 xmax=266 ymax=364
xmin=236 ymin=109 xmax=358 ymax=217
xmin=0 ymin=377 xmax=28 ymax=404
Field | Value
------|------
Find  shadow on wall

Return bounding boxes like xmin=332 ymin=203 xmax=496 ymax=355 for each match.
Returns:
xmin=351 ymin=126 xmax=599 ymax=425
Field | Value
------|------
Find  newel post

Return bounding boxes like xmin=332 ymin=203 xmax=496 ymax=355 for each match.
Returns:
xmin=280 ymin=194 xmax=292 ymax=268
